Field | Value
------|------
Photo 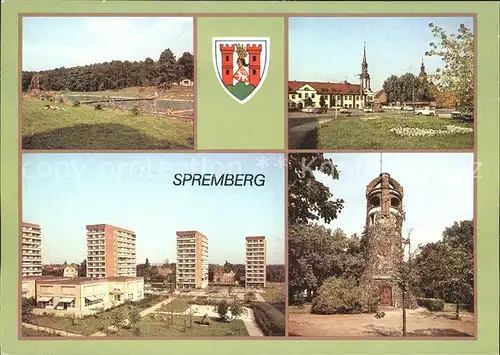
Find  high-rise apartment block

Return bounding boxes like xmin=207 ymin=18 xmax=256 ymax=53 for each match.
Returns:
xmin=245 ymin=236 xmax=266 ymax=288
xmin=176 ymin=231 xmax=208 ymax=289
xmin=86 ymin=224 xmax=136 ymax=279
xmin=21 ymin=222 xmax=43 ymax=277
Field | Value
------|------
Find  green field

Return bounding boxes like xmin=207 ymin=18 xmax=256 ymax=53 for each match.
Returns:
xmin=316 ymin=113 xmax=474 ymax=149
xmin=114 ymin=315 xmax=249 ymax=337
xmin=22 ymin=98 xmax=194 ymax=150
xmin=158 ymin=297 xmax=191 ymax=313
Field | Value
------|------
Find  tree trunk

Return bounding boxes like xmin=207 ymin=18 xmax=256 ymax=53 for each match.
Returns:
xmin=455 ymin=301 xmax=460 ymax=320
xmin=402 ymin=290 xmax=407 ymax=336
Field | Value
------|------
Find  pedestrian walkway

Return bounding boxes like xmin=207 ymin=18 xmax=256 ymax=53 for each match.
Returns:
xmin=22 ymin=322 xmax=83 ymax=337
xmin=242 ymin=308 xmax=264 ymax=336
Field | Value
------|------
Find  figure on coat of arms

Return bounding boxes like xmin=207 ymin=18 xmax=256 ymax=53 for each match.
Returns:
xmin=213 ymin=37 xmax=270 ymax=104
xmin=233 ymin=44 xmax=250 ymax=85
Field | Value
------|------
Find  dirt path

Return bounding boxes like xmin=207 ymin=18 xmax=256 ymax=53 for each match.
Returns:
xmin=289 ymin=308 xmax=474 ymax=337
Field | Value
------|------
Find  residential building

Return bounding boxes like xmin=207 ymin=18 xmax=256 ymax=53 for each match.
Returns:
xmin=86 ymin=224 xmax=136 ymax=279
xmin=214 ymin=267 xmax=236 ymax=285
xmin=179 ymin=79 xmax=194 ymax=87
xmin=63 ymin=264 xmax=78 ymax=278
xmin=21 ymin=222 xmax=43 ymax=277
xmin=288 ymin=43 xmax=375 ymax=110
xmin=245 ymin=236 xmax=267 ymax=288
xmin=176 ymin=231 xmax=208 ymax=289
xmin=34 ymin=276 xmax=144 ymax=315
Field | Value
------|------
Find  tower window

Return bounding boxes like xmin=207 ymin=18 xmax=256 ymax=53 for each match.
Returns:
xmin=226 ymin=70 xmax=229 ymax=75
xmin=391 ymin=198 xmax=400 ymax=208
xmin=253 ymin=55 xmax=256 ymax=61
xmin=252 ymin=69 xmax=256 ymax=75
xmin=225 ymin=55 xmax=229 ymax=62
xmin=369 ymin=196 xmax=380 ymax=208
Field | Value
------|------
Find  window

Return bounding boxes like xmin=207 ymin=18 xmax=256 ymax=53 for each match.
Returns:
xmin=225 ymin=55 xmax=229 ymax=62
xmin=252 ymin=55 xmax=256 ymax=61
xmin=292 ymin=94 xmax=296 ymax=99
xmin=356 ymin=95 xmax=360 ymax=100
xmin=305 ymin=93 xmax=309 ymax=98
xmin=298 ymin=93 xmax=302 ymax=98
xmin=128 ymin=293 xmax=133 ymax=300
xmin=311 ymin=94 xmax=315 ymax=98
xmin=225 ymin=70 xmax=229 ymax=75
xmin=391 ymin=198 xmax=400 ymax=208
xmin=252 ymin=69 xmax=256 ymax=75
xmin=356 ymin=104 xmax=359 ymax=108
xmin=349 ymin=95 xmax=352 ymax=100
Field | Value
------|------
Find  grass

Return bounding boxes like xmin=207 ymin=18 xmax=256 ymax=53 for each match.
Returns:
xmin=22 ymin=97 xmax=194 ymax=149
xmin=288 ymin=304 xmax=313 ymax=314
xmin=114 ymin=315 xmax=249 ymax=336
xmin=261 ymin=290 xmax=284 ymax=303
xmin=24 ymin=294 xmax=170 ymax=336
xmin=316 ymin=113 xmax=473 ymax=149
xmin=22 ymin=326 xmax=61 ymax=337
xmin=158 ymin=297 xmax=191 ymax=313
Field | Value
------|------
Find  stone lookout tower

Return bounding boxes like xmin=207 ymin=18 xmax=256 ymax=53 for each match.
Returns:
xmin=361 ymin=172 xmax=405 ymax=308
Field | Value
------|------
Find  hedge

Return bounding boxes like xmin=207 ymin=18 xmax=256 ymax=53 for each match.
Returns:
xmin=416 ymin=298 xmax=445 ymax=311
xmin=250 ymin=302 xmax=285 ymax=336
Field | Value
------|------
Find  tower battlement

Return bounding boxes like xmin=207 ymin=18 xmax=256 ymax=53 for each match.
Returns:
xmin=220 ymin=44 xmax=235 ymax=51
xmin=246 ymin=44 xmax=263 ymax=51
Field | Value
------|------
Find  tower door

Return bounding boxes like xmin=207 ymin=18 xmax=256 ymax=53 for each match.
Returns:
xmin=379 ymin=285 xmax=392 ymax=306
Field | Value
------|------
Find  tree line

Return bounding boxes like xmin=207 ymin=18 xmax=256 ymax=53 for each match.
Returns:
xmin=22 ymin=49 xmax=194 ymax=93
xmin=381 ymin=22 xmax=473 ymax=109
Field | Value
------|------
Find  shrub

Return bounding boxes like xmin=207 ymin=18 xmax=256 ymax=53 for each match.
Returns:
xmin=311 ymin=277 xmax=378 ymax=315
xmin=293 ymin=292 xmax=306 ymax=307
xmin=72 ymin=100 xmax=81 ymax=107
xmin=95 ymin=103 xmax=103 ymax=110
xmin=130 ymin=105 xmax=140 ymax=115
xmin=215 ymin=299 xmax=230 ymax=321
xmin=250 ymin=302 xmax=285 ymax=336
xmin=416 ymin=298 xmax=445 ymax=311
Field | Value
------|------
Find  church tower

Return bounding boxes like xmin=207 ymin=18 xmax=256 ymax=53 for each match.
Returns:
xmin=360 ymin=42 xmax=371 ymax=91
xmin=360 ymin=172 xmax=405 ymax=308
xmin=418 ymin=58 xmax=427 ymax=81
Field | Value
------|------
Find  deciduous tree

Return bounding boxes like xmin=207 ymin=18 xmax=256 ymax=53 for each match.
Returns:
xmin=426 ymin=23 xmax=474 ymax=108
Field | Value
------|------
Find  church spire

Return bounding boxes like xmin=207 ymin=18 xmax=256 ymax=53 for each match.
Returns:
xmin=363 ymin=42 xmax=367 ymax=64
xmin=420 ymin=58 xmax=426 ymax=76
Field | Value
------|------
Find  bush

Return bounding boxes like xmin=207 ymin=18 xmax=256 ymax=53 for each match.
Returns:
xmin=250 ymin=302 xmax=285 ymax=336
xmin=130 ymin=105 xmax=140 ymax=115
xmin=311 ymin=277 xmax=378 ymax=315
xmin=215 ymin=299 xmax=230 ymax=321
xmin=293 ymin=292 xmax=306 ymax=307
xmin=95 ymin=103 xmax=103 ymax=110
xmin=416 ymin=298 xmax=445 ymax=311
xmin=72 ymin=100 xmax=81 ymax=107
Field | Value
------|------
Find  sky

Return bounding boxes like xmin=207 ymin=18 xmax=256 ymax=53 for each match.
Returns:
xmin=22 ymin=153 xmax=285 ymax=265
xmin=22 ymin=17 xmax=193 ymax=71
xmin=312 ymin=153 xmax=474 ymax=248
xmin=289 ymin=17 xmax=474 ymax=90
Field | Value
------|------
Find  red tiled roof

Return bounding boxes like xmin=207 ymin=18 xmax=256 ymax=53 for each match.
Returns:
xmin=288 ymin=81 xmax=362 ymax=95
xmin=374 ymin=90 xmax=385 ymax=99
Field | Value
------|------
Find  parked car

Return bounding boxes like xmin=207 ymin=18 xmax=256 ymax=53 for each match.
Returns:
xmin=403 ymin=106 xmax=414 ymax=111
xmin=452 ymin=107 xmax=474 ymax=120
xmin=363 ymin=107 xmax=373 ymax=113
xmin=414 ymin=106 xmax=436 ymax=116
xmin=339 ymin=108 xmax=349 ymax=114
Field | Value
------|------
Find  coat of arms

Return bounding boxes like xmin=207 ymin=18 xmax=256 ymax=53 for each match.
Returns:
xmin=212 ymin=37 xmax=270 ymax=104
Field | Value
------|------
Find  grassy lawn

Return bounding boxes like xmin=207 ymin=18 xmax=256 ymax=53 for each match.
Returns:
xmin=114 ymin=315 xmax=249 ymax=336
xmin=261 ymin=290 xmax=283 ymax=303
xmin=65 ymin=86 xmax=193 ymax=98
xmin=288 ymin=304 xmax=313 ymax=314
xmin=22 ymin=326 xmax=61 ymax=337
xmin=316 ymin=113 xmax=473 ymax=149
xmin=159 ymin=297 xmax=191 ymax=313
xmin=24 ymin=294 xmax=170 ymax=336
xmin=22 ymin=97 xmax=194 ymax=149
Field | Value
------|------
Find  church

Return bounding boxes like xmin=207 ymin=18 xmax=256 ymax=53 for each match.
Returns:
xmin=288 ymin=43 xmax=375 ymax=110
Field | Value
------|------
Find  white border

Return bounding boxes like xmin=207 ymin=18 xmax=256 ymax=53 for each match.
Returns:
xmin=212 ymin=37 xmax=271 ymax=104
